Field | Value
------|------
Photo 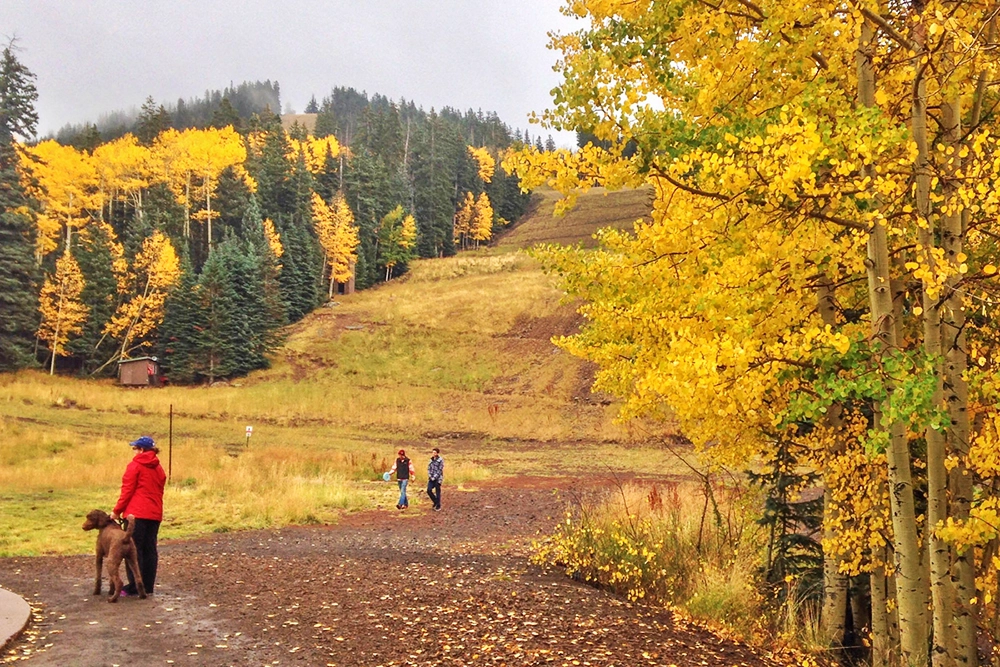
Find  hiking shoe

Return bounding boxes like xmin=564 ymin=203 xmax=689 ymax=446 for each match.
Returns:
xmin=434 ymin=506 xmax=441 ymax=511
xmin=119 ymin=590 xmax=131 ymax=598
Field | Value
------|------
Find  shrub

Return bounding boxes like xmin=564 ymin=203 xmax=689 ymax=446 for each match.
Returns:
xmin=532 ymin=481 xmax=771 ymax=640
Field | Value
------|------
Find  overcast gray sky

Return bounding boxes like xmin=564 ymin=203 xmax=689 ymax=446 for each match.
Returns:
xmin=0 ymin=1 xmax=579 ymax=145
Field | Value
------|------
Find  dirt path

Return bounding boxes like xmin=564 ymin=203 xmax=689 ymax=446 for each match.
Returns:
xmin=0 ymin=478 xmax=779 ymax=666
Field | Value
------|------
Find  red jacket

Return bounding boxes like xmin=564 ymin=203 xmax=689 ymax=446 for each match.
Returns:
xmin=113 ymin=450 xmax=166 ymax=521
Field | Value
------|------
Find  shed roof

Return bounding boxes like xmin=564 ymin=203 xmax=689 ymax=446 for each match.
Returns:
xmin=118 ymin=356 xmax=159 ymax=364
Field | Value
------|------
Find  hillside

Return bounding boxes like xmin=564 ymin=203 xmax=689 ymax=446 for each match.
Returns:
xmin=497 ymin=185 xmax=654 ymax=249
xmin=0 ymin=193 xmax=678 ymax=557
xmin=0 ymin=194 xmax=779 ymax=667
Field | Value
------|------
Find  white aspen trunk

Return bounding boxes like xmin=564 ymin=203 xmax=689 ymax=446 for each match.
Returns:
xmin=941 ymin=84 xmax=977 ymax=667
xmin=858 ymin=19 xmax=928 ymax=665
xmin=184 ymin=173 xmax=191 ymax=238
xmin=206 ymin=174 xmax=213 ymax=254
xmin=327 ymin=256 xmax=335 ymax=300
xmin=912 ymin=27 xmax=957 ymax=665
xmin=870 ymin=559 xmax=892 ymax=667
xmin=66 ymin=192 xmax=74 ymax=253
xmin=817 ymin=281 xmax=848 ymax=649
xmin=49 ymin=279 xmax=65 ymax=376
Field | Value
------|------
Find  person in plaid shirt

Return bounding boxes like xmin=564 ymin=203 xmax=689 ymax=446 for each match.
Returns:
xmin=426 ymin=447 xmax=444 ymax=511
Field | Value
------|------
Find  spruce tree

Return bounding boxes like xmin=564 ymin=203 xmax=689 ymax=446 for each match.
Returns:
xmin=196 ymin=244 xmax=239 ymax=383
xmin=251 ymin=122 xmax=295 ymax=222
xmin=0 ymin=42 xmax=39 ymax=371
xmin=240 ymin=195 xmax=286 ymax=358
xmin=71 ymin=223 xmax=119 ymax=373
xmin=159 ymin=255 xmax=204 ymax=384
xmin=410 ymin=113 xmax=462 ymax=258
xmin=214 ymin=238 xmax=258 ymax=375
xmin=135 ymin=96 xmax=172 ymax=145
xmin=210 ymin=98 xmax=242 ymax=132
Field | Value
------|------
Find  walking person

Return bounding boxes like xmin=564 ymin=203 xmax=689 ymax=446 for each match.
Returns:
xmin=427 ymin=448 xmax=444 ymax=511
xmin=389 ymin=449 xmax=415 ymax=509
xmin=110 ymin=435 xmax=166 ymax=596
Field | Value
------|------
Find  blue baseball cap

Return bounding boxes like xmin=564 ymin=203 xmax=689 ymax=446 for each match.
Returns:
xmin=130 ymin=436 xmax=155 ymax=449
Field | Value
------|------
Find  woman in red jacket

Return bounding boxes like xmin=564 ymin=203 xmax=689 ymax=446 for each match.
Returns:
xmin=110 ymin=435 xmax=166 ymax=596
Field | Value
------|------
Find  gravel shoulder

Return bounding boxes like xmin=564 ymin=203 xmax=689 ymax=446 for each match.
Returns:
xmin=0 ymin=477 xmax=780 ymax=667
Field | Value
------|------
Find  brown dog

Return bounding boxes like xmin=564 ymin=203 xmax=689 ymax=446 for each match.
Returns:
xmin=81 ymin=509 xmax=147 ymax=603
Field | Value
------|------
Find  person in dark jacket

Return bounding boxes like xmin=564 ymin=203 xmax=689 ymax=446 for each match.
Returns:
xmin=110 ymin=435 xmax=166 ymax=596
xmin=389 ymin=449 xmax=415 ymax=509
xmin=426 ymin=448 xmax=444 ymax=511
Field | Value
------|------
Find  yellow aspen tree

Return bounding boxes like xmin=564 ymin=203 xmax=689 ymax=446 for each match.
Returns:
xmin=314 ymin=192 xmax=360 ymax=297
xmin=36 ymin=249 xmax=88 ymax=375
xmin=467 ymin=146 xmax=495 ymax=183
xmin=311 ymin=191 xmax=336 ymax=266
xmin=328 ymin=194 xmax=359 ymax=297
xmin=26 ymin=140 xmax=101 ymax=262
xmin=377 ymin=206 xmax=416 ymax=281
xmin=470 ymin=192 xmax=494 ymax=248
xmin=151 ymin=128 xmax=197 ymax=238
xmin=185 ymin=127 xmax=249 ymax=252
xmin=263 ymin=218 xmax=284 ymax=263
xmin=507 ymin=0 xmax=1000 ymax=662
xmin=400 ymin=212 xmax=417 ymax=251
xmin=103 ymin=230 xmax=180 ymax=364
xmin=288 ymin=135 xmax=341 ymax=174
xmin=453 ymin=192 xmax=475 ymax=250
xmin=91 ymin=134 xmax=153 ymax=225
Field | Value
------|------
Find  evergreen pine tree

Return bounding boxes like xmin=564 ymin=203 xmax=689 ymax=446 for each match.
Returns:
xmin=136 ymin=96 xmax=172 ymax=145
xmin=210 ymin=98 xmax=242 ymax=131
xmin=410 ymin=112 xmax=462 ymax=258
xmin=71 ymin=223 xmax=119 ymax=373
xmin=0 ymin=42 xmax=40 ymax=371
xmin=314 ymin=104 xmax=338 ymax=139
xmin=251 ymin=123 xmax=295 ymax=222
xmin=143 ymin=182 xmax=187 ymax=255
xmin=212 ymin=165 xmax=251 ymax=240
xmin=277 ymin=218 xmax=314 ymax=321
xmin=240 ymin=195 xmax=286 ymax=354
xmin=314 ymin=143 xmax=340 ymax=202
xmin=196 ymin=243 xmax=239 ymax=382
xmin=159 ymin=254 xmax=204 ymax=384
xmin=214 ymin=238 xmax=258 ymax=375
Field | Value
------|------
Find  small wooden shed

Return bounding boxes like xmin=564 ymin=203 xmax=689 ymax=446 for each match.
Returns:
xmin=118 ymin=357 xmax=162 ymax=387
xmin=334 ymin=261 xmax=357 ymax=296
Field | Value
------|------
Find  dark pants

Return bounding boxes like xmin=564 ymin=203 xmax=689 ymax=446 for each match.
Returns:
xmin=427 ymin=480 xmax=441 ymax=509
xmin=124 ymin=518 xmax=160 ymax=594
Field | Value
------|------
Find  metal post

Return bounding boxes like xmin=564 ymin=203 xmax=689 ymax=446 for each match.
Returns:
xmin=168 ymin=404 xmax=173 ymax=482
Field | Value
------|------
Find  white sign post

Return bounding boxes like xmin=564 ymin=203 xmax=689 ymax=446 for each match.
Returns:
xmin=245 ymin=425 xmax=253 ymax=448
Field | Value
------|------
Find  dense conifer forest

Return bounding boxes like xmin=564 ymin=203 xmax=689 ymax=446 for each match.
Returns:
xmin=0 ymin=58 xmax=534 ymax=383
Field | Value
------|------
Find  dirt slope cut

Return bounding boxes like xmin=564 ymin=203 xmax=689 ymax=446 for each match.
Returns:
xmin=497 ymin=185 xmax=653 ymax=249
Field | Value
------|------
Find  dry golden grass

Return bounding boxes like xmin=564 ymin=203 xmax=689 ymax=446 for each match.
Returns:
xmin=0 ymin=243 xmax=682 ymax=556
xmin=496 ymin=186 xmax=653 ymax=250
